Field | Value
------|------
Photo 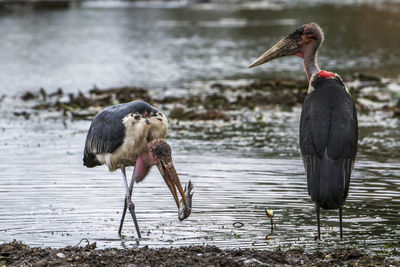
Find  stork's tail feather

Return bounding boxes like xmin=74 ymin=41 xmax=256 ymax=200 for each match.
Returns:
xmin=83 ymin=152 xmax=101 ymax=168
xmin=309 ymin=151 xmax=346 ymax=210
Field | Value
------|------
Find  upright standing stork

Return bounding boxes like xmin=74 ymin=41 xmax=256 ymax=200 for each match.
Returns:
xmin=83 ymin=100 xmax=193 ymax=238
xmin=249 ymin=23 xmax=358 ymax=240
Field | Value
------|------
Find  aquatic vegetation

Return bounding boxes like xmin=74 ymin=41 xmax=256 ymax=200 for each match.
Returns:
xmin=17 ymin=74 xmax=400 ymax=123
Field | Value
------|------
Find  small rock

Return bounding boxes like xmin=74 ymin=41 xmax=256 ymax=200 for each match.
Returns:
xmin=56 ymin=252 xmax=66 ymax=258
xmin=21 ymin=91 xmax=37 ymax=101
xmin=13 ymin=111 xmax=30 ymax=120
xmin=242 ymin=258 xmax=265 ymax=265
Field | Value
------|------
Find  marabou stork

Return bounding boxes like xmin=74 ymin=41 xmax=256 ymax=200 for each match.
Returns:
xmin=83 ymin=100 xmax=193 ymax=238
xmin=249 ymin=23 xmax=358 ymax=240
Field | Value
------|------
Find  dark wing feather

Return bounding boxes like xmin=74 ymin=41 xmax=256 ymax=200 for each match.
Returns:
xmin=83 ymin=100 xmax=159 ymax=167
xmin=300 ymin=77 xmax=358 ymax=209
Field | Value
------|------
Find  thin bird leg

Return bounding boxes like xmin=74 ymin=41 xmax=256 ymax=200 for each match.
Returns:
xmin=339 ymin=206 xmax=343 ymax=240
xmin=315 ymin=204 xmax=321 ymax=240
xmin=118 ymin=169 xmax=136 ymax=236
xmin=119 ymin=167 xmax=142 ymax=238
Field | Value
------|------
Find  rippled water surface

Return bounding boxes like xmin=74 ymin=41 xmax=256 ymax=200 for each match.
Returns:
xmin=0 ymin=106 xmax=399 ymax=250
xmin=0 ymin=1 xmax=399 ymax=251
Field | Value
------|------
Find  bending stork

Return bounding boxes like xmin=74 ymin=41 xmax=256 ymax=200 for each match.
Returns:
xmin=83 ymin=100 xmax=193 ymax=238
xmin=249 ymin=23 xmax=358 ymax=240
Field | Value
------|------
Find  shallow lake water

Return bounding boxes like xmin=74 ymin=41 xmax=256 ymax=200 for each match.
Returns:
xmin=0 ymin=103 xmax=399 ymax=251
xmin=0 ymin=1 xmax=399 ymax=252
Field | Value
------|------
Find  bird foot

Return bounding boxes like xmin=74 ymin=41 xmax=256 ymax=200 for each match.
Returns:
xmin=178 ymin=180 xmax=193 ymax=221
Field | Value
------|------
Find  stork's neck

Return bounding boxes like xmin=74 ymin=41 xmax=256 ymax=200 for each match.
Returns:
xmin=133 ymin=151 xmax=154 ymax=183
xmin=303 ymin=40 xmax=321 ymax=81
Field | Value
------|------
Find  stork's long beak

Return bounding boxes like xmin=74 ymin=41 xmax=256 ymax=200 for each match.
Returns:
xmin=249 ymin=36 xmax=300 ymax=68
xmin=156 ymin=157 xmax=193 ymax=221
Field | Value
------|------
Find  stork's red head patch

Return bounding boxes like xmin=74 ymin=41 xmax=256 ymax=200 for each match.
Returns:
xmin=318 ymin=70 xmax=335 ymax=78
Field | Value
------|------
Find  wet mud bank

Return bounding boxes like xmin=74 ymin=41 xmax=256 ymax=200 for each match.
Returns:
xmin=1 ymin=240 xmax=399 ymax=266
xmin=16 ymin=74 xmax=400 ymax=122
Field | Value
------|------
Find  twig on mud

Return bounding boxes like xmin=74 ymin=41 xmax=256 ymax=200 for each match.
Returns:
xmin=74 ymin=238 xmax=90 ymax=248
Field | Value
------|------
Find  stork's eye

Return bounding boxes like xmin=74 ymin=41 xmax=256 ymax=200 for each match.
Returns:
xmin=302 ymin=32 xmax=317 ymax=41
xmin=307 ymin=34 xmax=317 ymax=40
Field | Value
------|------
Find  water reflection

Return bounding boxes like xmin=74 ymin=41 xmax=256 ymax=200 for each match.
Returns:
xmin=0 ymin=3 xmax=400 ymax=94
xmin=0 ymin=109 xmax=398 ymax=250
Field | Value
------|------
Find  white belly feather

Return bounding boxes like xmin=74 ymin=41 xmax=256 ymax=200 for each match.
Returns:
xmin=96 ymin=112 xmax=168 ymax=171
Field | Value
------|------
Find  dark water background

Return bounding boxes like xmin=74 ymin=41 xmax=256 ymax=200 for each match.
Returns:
xmin=0 ymin=1 xmax=399 ymax=251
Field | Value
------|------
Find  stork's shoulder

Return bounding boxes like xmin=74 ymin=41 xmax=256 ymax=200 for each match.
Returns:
xmin=85 ymin=101 xmax=165 ymax=152
xmin=123 ymin=100 xmax=160 ymax=114
xmin=122 ymin=108 xmax=168 ymax=133
xmin=97 ymin=100 xmax=160 ymax=119
xmin=84 ymin=100 xmax=168 ymax=170
xmin=307 ymin=71 xmax=348 ymax=95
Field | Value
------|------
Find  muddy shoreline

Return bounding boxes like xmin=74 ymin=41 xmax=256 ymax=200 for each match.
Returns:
xmin=1 ymin=240 xmax=399 ymax=266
